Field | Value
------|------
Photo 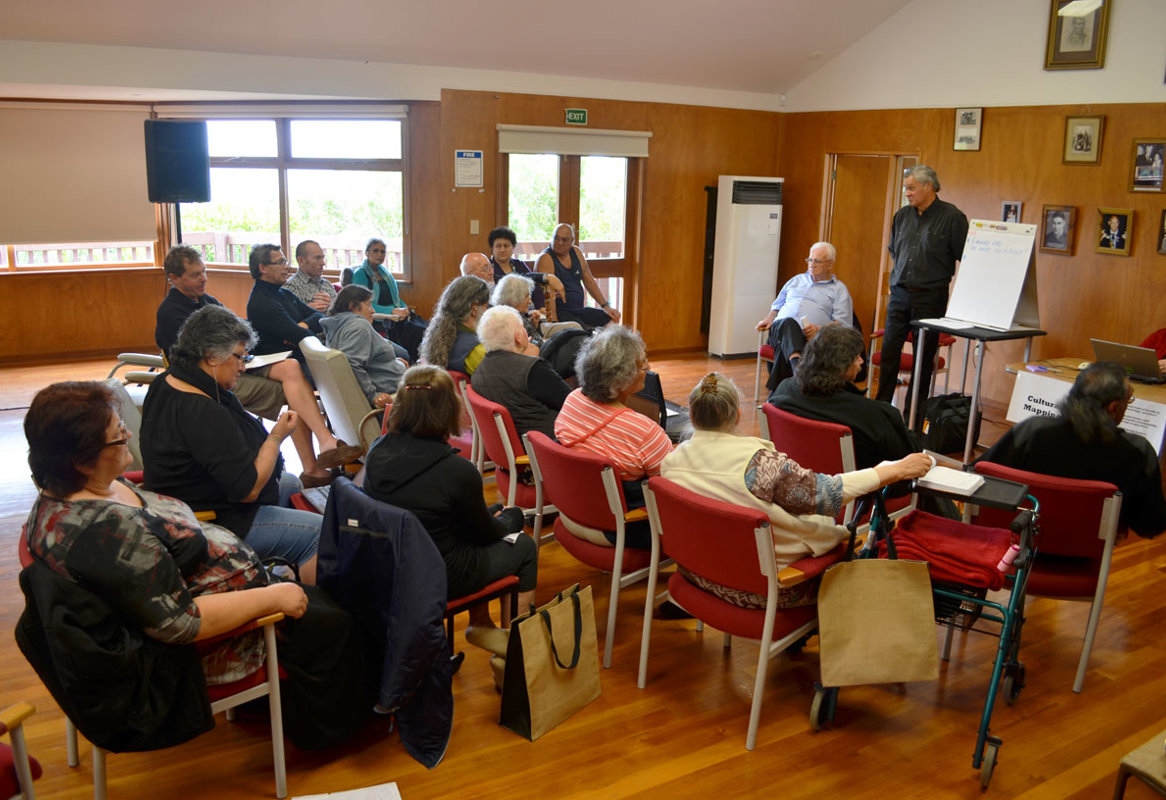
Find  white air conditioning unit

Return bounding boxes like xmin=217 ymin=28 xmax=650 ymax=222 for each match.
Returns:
xmin=707 ymin=175 xmax=784 ymax=357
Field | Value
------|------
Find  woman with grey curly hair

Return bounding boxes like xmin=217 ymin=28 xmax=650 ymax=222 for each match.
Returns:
xmin=419 ymin=275 xmax=491 ymax=375
xmin=554 ymin=325 xmax=673 ymax=547
xmin=140 ymin=305 xmax=328 ymax=582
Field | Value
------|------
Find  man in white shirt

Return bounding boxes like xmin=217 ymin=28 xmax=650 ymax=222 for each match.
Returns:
xmin=284 ymin=240 xmax=337 ymax=311
xmin=755 ymin=241 xmax=854 ymax=394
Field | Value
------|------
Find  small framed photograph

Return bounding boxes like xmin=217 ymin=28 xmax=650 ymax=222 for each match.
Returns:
xmin=1130 ymin=139 xmax=1166 ymax=192
xmin=1045 ymin=0 xmax=1110 ymax=70
xmin=1063 ymin=115 xmax=1104 ymax=165
xmin=1040 ymin=205 xmax=1076 ymax=255
xmin=1001 ymin=201 xmax=1022 ymax=223
xmin=1157 ymin=210 xmax=1166 ymax=256
xmin=1096 ymin=208 xmax=1132 ymax=256
xmin=953 ymin=108 xmax=982 ymax=151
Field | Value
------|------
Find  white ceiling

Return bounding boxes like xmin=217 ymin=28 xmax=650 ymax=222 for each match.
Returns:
xmin=0 ymin=0 xmax=913 ymax=101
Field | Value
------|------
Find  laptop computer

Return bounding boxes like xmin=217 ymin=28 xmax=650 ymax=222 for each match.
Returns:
xmin=1089 ymin=338 xmax=1166 ymax=384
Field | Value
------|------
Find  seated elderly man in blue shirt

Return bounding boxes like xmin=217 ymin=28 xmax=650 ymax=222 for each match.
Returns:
xmin=756 ymin=241 xmax=854 ymax=394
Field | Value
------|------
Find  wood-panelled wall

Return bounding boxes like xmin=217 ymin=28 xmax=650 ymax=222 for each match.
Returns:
xmin=436 ymin=89 xmax=782 ymax=353
xmin=6 ymin=97 xmax=1161 ymax=401
xmin=0 ymin=268 xmax=165 ymax=361
xmin=777 ymin=102 xmax=1166 ymax=405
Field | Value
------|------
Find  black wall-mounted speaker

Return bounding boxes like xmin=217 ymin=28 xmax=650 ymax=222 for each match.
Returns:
xmin=144 ymin=119 xmax=210 ymax=203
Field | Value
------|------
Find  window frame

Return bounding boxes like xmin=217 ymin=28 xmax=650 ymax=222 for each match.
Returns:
xmin=176 ymin=116 xmax=410 ymax=282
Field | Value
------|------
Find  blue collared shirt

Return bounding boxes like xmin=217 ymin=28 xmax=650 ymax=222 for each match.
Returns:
xmin=771 ymin=271 xmax=853 ymax=328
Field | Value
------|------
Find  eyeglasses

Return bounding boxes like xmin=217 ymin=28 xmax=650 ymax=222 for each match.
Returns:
xmin=805 ymin=258 xmax=835 ymax=266
xmin=268 ymin=258 xmax=289 ymax=267
xmin=228 ymin=351 xmax=254 ymax=364
xmin=103 ymin=421 xmax=130 ymax=448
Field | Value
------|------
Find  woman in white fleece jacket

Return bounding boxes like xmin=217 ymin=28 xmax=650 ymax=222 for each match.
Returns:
xmin=660 ymin=373 xmax=930 ymax=608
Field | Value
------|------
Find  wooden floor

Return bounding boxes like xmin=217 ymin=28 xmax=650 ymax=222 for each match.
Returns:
xmin=2 ymin=355 xmax=1165 ymax=799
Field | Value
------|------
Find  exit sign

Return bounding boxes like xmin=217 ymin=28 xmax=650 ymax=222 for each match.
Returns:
xmin=565 ymin=108 xmax=588 ymax=126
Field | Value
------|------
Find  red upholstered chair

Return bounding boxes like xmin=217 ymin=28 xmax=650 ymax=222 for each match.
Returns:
xmin=464 ymin=386 xmax=535 ymax=509
xmin=523 ymin=431 xmax=657 ymax=669
xmin=759 ymin=403 xmax=914 ymax=526
xmin=447 ymin=370 xmax=484 ymax=469
xmin=970 ymin=461 xmax=1123 ymax=693
xmin=0 ymin=702 xmax=41 ymax=800
xmin=754 ymin=329 xmax=776 ymax=406
xmin=867 ymin=327 xmax=955 ymax=399
xmin=637 ymin=477 xmax=844 ymax=750
xmin=19 ymin=529 xmax=289 ymax=799
xmin=443 ymin=576 xmax=520 ymax=670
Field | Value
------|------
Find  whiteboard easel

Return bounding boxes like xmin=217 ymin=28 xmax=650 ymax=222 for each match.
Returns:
xmin=944 ymin=220 xmax=1039 ymax=330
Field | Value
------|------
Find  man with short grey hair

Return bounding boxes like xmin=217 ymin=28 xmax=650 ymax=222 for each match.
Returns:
xmin=756 ymin=241 xmax=854 ymax=394
xmin=285 ymin=239 xmax=337 ymax=311
xmin=875 ymin=165 xmax=968 ymax=426
xmin=471 ymin=305 xmax=571 ymax=440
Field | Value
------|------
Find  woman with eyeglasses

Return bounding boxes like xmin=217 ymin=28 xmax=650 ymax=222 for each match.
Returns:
xmin=22 ymin=380 xmax=371 ymax=749
xmin=140 ymin=305 xmax=325 ymax=582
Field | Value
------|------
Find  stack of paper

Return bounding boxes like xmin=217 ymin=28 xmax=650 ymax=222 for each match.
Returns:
xmin=915 ymin=466 xmax=984 ymax=497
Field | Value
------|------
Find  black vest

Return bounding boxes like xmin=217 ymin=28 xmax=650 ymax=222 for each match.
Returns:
xmin=470 ymin=350 xmax=557 ymax=440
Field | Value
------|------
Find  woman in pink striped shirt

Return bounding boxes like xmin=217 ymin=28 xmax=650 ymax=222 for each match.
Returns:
xmin=555 ymin=325 xmax=672 ymax=547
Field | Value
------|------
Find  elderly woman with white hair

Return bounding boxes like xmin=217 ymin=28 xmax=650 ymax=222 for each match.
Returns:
xmin=662 ymin=372 xmax=931 ymax=607
xmin=471 ymin=305 xmax=571 ymax=440
xmin=491 ymin=273 xmax=582 ymax=347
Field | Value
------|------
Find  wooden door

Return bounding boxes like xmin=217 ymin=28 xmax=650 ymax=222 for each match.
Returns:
xmin=823 ymin=154 xmax=895 ymax=336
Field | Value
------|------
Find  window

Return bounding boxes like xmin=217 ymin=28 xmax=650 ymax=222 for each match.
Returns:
xmin=176 ymin=118 xmax=407 ymax=279
xmin=503 ymin=153 xmax=635 ymax=316
xmin=1 ymin=241 xmax=155 ymax=271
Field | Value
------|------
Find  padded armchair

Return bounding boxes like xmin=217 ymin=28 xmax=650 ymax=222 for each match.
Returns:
xmin=866 ymin=327 xmax=955 ymax=400
xmin=102 ymin=379 xmax=145 ymax=472
xmin=0 ymin=702 xmax=41 ymax=800
xmin=970 ymin=461 xmax=1123 ymax=693
xmin=17 ymin=533 xmax=288 ymax=799
xmin=638 ymin=477 xmax=844 ymax=750
xmin=523 ymin=431 xmax=659 ymax=669
xmin=464 ymin=386 xmax=535 ymax=509
xmin=446 ymin=370 xmax=484 ymax=469
xmin=299 ymin=336 xmax=381 ymax=453
xmin=759 ymin=403 xmax=914 ymax=526
xmin=754 ymin=329 xmax=776 ymax=406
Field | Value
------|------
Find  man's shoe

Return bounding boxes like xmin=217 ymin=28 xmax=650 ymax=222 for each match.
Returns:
xmin=299 ymin=471 xmax=334 ymax=489
xmin=317 ymin=441 xmax=364 ymax=469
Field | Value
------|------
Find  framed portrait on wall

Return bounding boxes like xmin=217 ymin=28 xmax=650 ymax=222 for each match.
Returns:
xmin=1040 ymin=205 xmax=1075 ymax=255
xmin=1130 ymin=139 xmax=1166 ymax=192
xmin=1045 ymin=0 xmax=1110 ymax=70
xmin=953 ymin=108 xmax=982 ymax=151
xmin=1001 ymin=201 xmax=1022 ymax=223
xmin=1096 ymin=208 xmax=1132 ymax=256
xmin=1063 ymin=115 xmax=1104 ymax=164
xmin=1158 ymin=210 xmax=1166 ymax=256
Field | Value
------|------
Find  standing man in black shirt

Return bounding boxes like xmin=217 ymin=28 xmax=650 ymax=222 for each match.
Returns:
xmin=875 ymin=165 xmax=968 ymax=426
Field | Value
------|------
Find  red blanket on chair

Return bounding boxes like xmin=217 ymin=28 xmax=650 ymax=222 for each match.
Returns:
xmin=882 ymin=510 xmax=1013 ymax=591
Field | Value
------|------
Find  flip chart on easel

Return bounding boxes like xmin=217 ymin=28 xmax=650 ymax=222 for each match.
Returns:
xmin=944 ymin=220 xmax=1039 ymax=330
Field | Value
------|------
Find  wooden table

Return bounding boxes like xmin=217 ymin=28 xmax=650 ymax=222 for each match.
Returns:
xmin=1006 ymin=356 xmax=1166 ymax=405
